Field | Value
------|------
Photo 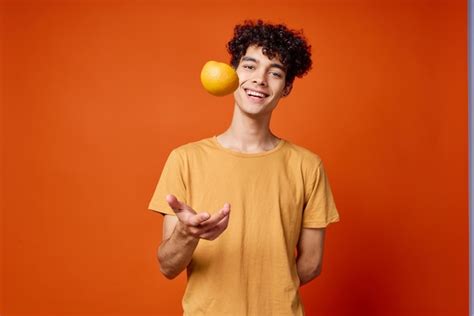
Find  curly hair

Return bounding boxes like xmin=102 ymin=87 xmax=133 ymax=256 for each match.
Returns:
xmin=226 ymin=20 xmax=312 ymax=88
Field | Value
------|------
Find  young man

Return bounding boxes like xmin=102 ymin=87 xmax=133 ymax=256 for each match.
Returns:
xmin=149 ymin=20 xmax=340 ymax=315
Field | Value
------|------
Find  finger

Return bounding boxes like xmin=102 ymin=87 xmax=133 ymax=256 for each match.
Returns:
xmin=188 ymin=212 xmax=211 ymax=227
xmin=200 ymin=223 xmax=226 ymax=240
xmin=165 ymin=194 xmax=184 ymax=212
xmin=166 ymin=194 xmax=196 ymax=215
xmin=200 ymin=212 xmax=230 ymax=239
xmin=199 ymin=204 xmax=231 ymax=228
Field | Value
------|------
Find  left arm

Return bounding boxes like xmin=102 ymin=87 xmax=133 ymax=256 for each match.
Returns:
xmin=296 ymin=227 xmax=326 ymax=285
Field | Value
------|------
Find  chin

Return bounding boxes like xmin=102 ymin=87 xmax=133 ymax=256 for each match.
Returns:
xmin=242 ymin=106 xmax=274 ymax=118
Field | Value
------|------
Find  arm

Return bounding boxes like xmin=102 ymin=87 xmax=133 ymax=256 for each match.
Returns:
xmin=157 ymin=194 xmax=231 ymax=279
xmin=296 ymin=227 xmax=326 ymax=285
xmin=158 ymin=215 xmax=199 ymax=279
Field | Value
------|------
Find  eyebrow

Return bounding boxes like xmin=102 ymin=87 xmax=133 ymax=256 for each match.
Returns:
xmin=241 ymin=56 xmax=286 ymax=72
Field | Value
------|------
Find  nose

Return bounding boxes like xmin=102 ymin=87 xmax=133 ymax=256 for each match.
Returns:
xmin=252 ymin=70 xmax=267 ymax=86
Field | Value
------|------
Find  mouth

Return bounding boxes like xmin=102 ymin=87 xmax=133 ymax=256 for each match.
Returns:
xmin=244 ymin=88 xmax=270 ymax=99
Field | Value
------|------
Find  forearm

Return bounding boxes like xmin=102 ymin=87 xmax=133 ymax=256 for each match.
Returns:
xmin=296 ymin=255 xmax=321 ymax=286
xmin=296 ymin=227 xmax=325 ymax=286
xmin=158 ymin=222 xmax=199 ymax=279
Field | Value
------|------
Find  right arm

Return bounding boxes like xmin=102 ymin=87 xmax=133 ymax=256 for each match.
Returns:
xmin=158 ymin=216 xmax=199 ymax=279
xmin=157 ymin=194 xmax=231 ymax=279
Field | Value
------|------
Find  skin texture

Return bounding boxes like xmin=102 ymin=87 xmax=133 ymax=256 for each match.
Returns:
xmin=297 ymin=227 xmax=326 ymax=285
xmin=233 ymin=46 xmax=290 ymax=118
xmin=158 ymin=45 xmax=326 ymax=285
xmin=158 ymin=195 xmax=230 ymax=279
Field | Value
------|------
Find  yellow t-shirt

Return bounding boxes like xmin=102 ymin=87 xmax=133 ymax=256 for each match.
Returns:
xmin=149 ymin=136 xmax=340 ymax=316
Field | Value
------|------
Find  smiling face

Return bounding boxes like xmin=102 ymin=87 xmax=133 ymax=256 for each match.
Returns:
xmin=233 ymin=45 xmax=291 ymax=117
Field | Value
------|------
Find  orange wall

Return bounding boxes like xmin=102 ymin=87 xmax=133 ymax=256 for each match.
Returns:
xmin=1 ymin=0 xmax=468 ymax=315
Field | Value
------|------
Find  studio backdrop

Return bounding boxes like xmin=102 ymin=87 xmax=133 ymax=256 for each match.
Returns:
xmin=1 ymin=0 xmax=468 ymax=315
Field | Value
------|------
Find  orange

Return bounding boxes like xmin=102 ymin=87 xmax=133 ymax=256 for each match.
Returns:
xmin=200 ymin=61 xmax=239 ymax=96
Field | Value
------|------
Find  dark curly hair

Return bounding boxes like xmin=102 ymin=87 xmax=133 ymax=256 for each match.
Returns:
xmin=227 ymin=20 xmax=312 ymax=88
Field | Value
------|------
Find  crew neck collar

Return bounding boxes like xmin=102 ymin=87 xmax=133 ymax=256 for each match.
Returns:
xmin=211 ymin=135 xmax=286 ymax=158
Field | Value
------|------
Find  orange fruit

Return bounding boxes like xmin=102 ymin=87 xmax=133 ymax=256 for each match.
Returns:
xmin=200 ymin=61 xmax=239 ymax=96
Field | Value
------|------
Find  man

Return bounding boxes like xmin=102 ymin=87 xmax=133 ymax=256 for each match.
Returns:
xmin=149 ymin=20 xmax=340 ymax=316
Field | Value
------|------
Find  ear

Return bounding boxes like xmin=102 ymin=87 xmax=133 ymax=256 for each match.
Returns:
xmin=282 ymin=83 xmax=293 ymax=97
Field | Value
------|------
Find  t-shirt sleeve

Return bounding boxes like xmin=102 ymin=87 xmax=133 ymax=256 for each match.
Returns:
xmin=302 ymin=160 xmax=340 ymax=228
xmin=148 ymin=149 xmax=187 ymax=216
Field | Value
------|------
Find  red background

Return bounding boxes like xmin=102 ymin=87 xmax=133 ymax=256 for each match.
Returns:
xmin=1 ymin=0 xmax=468 ymax=315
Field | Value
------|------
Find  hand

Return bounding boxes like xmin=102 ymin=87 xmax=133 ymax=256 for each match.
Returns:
xmin=166 ymin=194 xmax=231 ymax=241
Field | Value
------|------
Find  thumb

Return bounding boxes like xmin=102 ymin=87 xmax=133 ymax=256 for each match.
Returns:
xmin=166 ymin=194 xmax=195 ymax=215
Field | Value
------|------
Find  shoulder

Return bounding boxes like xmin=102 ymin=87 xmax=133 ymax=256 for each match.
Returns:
xmin=283 ymin=140 xmax=323 ymax=169
xmin=172 ymin=136 xmax=215 ymax=157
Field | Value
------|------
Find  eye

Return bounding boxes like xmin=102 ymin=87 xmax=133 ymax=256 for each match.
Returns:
xmin=242 ymin=64 xmax=255 ymax=70
xmin=271 ymin=72 xmax=283 ymax=78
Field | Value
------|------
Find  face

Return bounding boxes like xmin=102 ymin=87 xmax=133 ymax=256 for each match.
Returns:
xmin=233 ymin=45 xmax=291 ymax=117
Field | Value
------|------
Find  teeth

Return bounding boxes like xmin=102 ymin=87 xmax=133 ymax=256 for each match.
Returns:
xmin=246 ymin=89 xmax=266 ymax=98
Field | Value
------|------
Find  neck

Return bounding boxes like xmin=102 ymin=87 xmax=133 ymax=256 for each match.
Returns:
xmin=217 ymin=105 xmax=280 ymax=153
